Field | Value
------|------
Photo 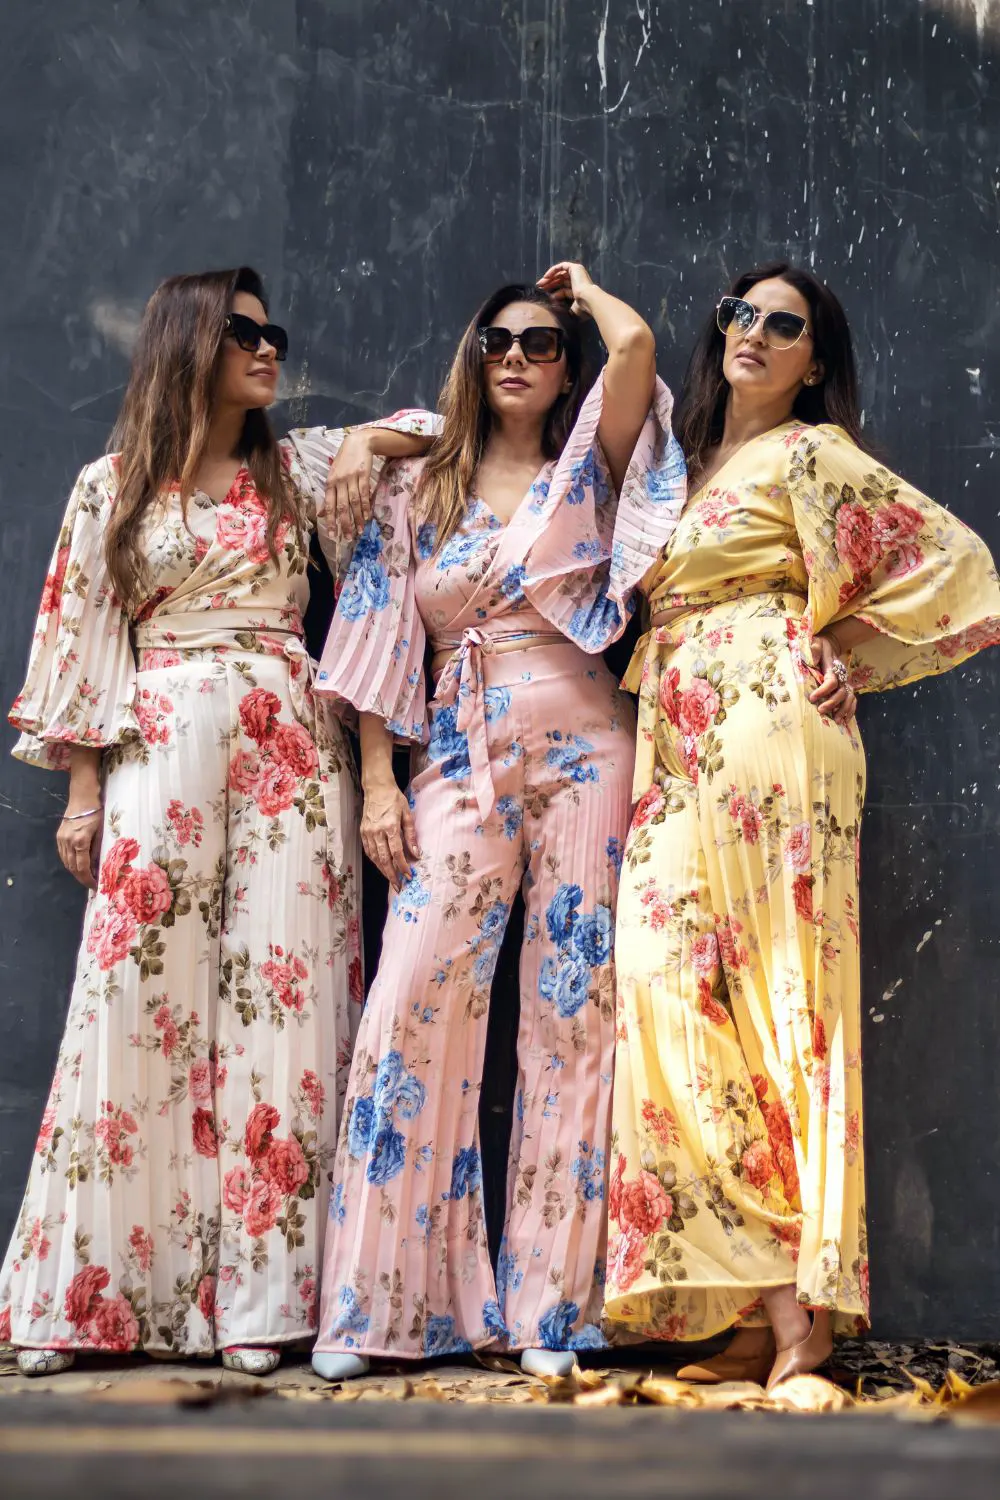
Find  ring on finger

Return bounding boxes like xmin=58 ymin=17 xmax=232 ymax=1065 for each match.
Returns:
xmin=831 ymin=657 xmax=850 ymax=686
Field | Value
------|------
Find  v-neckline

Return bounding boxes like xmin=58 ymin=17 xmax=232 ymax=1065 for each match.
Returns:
xmin=473 ymin=459 xmax=554 ymax=530
xmin=194 ymin=465 xmax=248 ymax=507
xmin=686 ymin=422 xmax=797 ymax=506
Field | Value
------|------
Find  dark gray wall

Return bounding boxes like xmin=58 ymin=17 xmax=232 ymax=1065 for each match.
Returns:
xmin=1 ymin=0 xmax=998 ymax=1340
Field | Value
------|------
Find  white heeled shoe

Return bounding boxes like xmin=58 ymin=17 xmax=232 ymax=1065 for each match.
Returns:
xmin=17 ymin=1349 xmax=76 ymax=1377
xmin=221 ymin=1346 xmax=281 ymax=1376
xmin=520 ymin=1348 xmax=579 ymax=1378
xmin=311 ymin=1351 xmax=370 ymax=1381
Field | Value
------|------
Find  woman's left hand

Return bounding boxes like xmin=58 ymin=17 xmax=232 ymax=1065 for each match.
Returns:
xmin=808 ymin=634 xmax=857 ymax=724
xmin=537 ymin=261 xmax=595 ymax=317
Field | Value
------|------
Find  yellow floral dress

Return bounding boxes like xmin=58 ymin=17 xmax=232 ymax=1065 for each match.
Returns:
xmin=604 ymin=421 xmax=1000 ymax=1341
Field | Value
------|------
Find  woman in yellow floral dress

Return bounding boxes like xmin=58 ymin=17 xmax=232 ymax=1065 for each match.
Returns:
xmin=604 ymin=262 xmax=1000 ymax=1389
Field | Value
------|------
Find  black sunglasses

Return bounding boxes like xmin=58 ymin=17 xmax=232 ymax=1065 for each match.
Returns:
xmin=224 ymin=312 xmax=289 ymax=361
xmin=477 ymin=325 xmax=566 ymax=363
xmin=716 ymin=296 xmax=810 ymax=351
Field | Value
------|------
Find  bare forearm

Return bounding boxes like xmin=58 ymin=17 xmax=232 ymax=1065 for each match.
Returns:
xmin=66 ymin=746 xmax=102 ymax=809
xmin=574 ymin=282 xmax=655 ymax=362
xmin=825 ymin=618 xmax=881 ymax=652
xmin=364 ymin=427 xmax=434 ymax=460
xmin=359 ymin=712 xmax=396 ymax=792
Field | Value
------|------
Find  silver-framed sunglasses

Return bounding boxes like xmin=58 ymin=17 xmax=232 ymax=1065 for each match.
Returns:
xmin=716 ymin=296 xmax=811 ymax=351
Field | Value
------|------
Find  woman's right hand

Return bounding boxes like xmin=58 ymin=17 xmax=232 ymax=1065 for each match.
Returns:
xmin=324 ymin=429 xmax=378 ymax=538
xmin=361 ymin=780 xmax=421 ymax=890
xmin=56 ymin=806 xmax=104 ymax=890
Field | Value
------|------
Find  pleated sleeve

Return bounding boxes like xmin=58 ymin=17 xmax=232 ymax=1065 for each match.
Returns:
xmin=9 ymin=458 xmax=139 ymax=770
xmin=281 ymin=410 xmax=441 ymax=594
xmin=314 ymin=458 xmax=428 ymax=742
xmin=787 ymin=424 xmax=1000 ymax=692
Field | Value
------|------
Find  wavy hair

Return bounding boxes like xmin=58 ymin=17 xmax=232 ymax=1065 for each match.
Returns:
xmin=673 ymin=261 xmax=871 ymax=481
xmin=105 ymin=265 xmax=303 ymax=614
xmin=415 ymin=283 xmax=591 ymax=551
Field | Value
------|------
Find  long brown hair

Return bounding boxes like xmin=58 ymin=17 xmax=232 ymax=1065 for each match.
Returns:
xmin=105 ymin=266 xmax=302 ymax=614
xmin=673 ymin=261 xmax=871 ymax=482
xmin=416 ymin=283 xmax=590 ymax=551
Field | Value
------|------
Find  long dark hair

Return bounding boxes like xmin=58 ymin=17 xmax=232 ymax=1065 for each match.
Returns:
xmin=673 ymin=261 xmax=870 ymax=481
xmin=105 ymin=265 xmax=303 ymax=614
xmin=416 ymin=283 xmax=591 ymax=551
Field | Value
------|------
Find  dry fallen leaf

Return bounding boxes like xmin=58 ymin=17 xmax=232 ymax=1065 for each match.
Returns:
xmin=85 ymin=1377 xmax=225 ymax=1407
xmin=768 ymin=1375 xmax=853 ymax=1414
xmin=948 ymin=1380 xmax=1000 ymax=1424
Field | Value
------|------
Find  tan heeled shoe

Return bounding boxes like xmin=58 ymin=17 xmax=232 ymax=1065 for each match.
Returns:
xmin=677 ymin=1333 xmax=776 ymax=1387
xmin=766 ymin=1309 xmax=833 ymax=1392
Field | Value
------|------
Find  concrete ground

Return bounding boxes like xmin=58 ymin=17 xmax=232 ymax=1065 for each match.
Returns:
xmin=1 ymin=1351 xmax=999 ymax=1499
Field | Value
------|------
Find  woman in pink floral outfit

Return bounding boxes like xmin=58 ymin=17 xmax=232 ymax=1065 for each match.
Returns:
xmin=0 ymin=267 xmax=430 ymax=1376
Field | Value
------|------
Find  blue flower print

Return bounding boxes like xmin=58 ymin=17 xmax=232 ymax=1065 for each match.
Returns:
xmin=572 ymin=537 xmax=605 ymax=563
xmin=496 ymin=795 xmax=523 ymax=841
xmin=391 ymin=871 xmax=433 ymax=922
xmin=424 ymin=1314 xmax=473 ymax=1358
xmin=546 ymin=733 xmax=599 ymax=785
xmin=395 ymin=1071 xmax=428 ymax=1121
xmin=568 ymin=1323 xmax=607 ymax=1351
xmin=366 ymin=1122 xmax=407 ymax=1186
xmin=479 ymin=899 xmax=507 ymax=941
xmin=553 ymin=954 xmax=591 ymax=1018
xmin=537 ymin=1298 xmax=580 ymax=1350
xmin=538 ymin=955 xmax=558 ymax=1002
xmin=373 ymin=1051 xmax=405 ymax=1112
xmin=545 ymin=883 xmax=584 ymax=944
xmin=527 ymin=478 xmax=551 ymax=514
xmin=347 ymin=1096 xmax=376 ymax=1157
xmin=330 ymin=1181 xmax=346 ymax=1224
xmin=416 ymin=521 xmax=438 ymax=559
xmin=340 ymin=520 xmax=391 ymax=622
xmin=566 ymin=449 xmax=596 ymax=505
xmin=483 ymin=686 xmax=511 ymax=723
xmin=571 ymin=1140 xmax=607 ymax=1203
xmin=446 ymin=1146 xmax=482 ymax=1201
xmin=498 ymin=564 xmax=527 ymax=600
xmin=646 ymin=440 xmax=687 ymax=504
xmin=437 ymin=529 xmax=483 ymax=571
xmin=331 ymin=1285 xmax=369 ymax=1339
xmin=415 ymin=1203 xmax=432 ymax=1240
xmin=427 ymin=703 xmax=472 ymax=781
xmin=606 ymin=836 xmax=624 ymax=879
xmin=572 ymin=905 xmax=612 ymax=967
xmin=482 ymin=1299 xmax=510 ymax=1343
xmin=496 ymin=1241 xmax=524 ymax=1305
xmin=473 ymin=946 xmax=499 ymax=985
xmin=567 ymin=575 xmax=622 ymax=651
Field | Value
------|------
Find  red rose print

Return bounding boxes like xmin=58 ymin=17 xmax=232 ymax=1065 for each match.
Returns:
xmin=142 ymin=648 xmax=182 ymax=670
xmin=189 ymin=1058 xmax=213 ymax=1105
xmin=88 ymin=1293 xmax=140 ymax=1352
xmin=874 ymin=501 xmax=922 ymax=546
xmin=216 ymin=501 xmax=270 ymax=563
xmin=677 ymin=677 xmax=720 ymax=737
xmin=223 ymin=1166 xmax=251 ymax=1214
xmin=761 ymin=1099 xmax=800 ymax=1200
xmin=166 ymin=799 xmax=204 ymax=848
xmin=751 ymin=1073 xmax=770 ymax=1103
xmin=812 ymin=1016 xmax=828 ymax=1060
xmin=690 ymin=932 xmax=720 ymax=976
xmin=191 ymin=1108 xmax=219 ymax=1159
xmin=117 ymin=863 xmax=173 ymax=925
xmin=135 ymin=689 xmax=174 ymax=746
xmin=0 ymin=1306 xmax=10 ymax=1343
xmin=270 ymin=720 xmax=319 ymax=780
xmin=641 ymin=1100 xmax=680 ymax=1149
xmin=657 ymin=666 xmax=681 ymax=726
xmin=884 ymin=542 xmax=924 ymax=579
xmin=64 ymin=1264 xmax=111 ymax=1327
xmin=99 ymin=836 xmax=140 ymax=896
xmin=197 ymin=1274 xmax=216 ymax=1323
xmin=845 ymin=1111 xmax=861 ymax=1160
xmin=254 ymin=760 xmax=298 ymax=817
xmin=348 ymin=956 xmax=364 ymax=1007
xmin=834 ymin=500 xmax=878 ymax=579
xmin=631 ymin=785 xmax=666 ymax=829
xmin=859 ymin=1258 xmax=870 ymax=1314
xmin=229 ymin=749 xmax=260 ymax=794
xmin=244 ymin=1103 xmax=281 ymax=1162
xmin=260 ymin=1135 xmax=310 ymax=1196
xmin=127 ymin=1225 xmax=153 ymax=1274
xmin=792 ymin=873 xmax=814 ymax=923
xmin=95 ymin=1104 xmax=139 ymax=1167
xmin=36 ymin=1103 xmax=57 ymax=1154
xmin=26 ymin=1218 xmax=51 ymax=1262
xmin=698 ymin=978 xmax=730 ymax=1027
xmin=153 ymin=1003 xmax=179 ymax=1059
xmin=39 ymin=545 xmax=70 ymax=616
xmin=783 ymin=822 xmax=812 ymax=873
xmin=300 ymin=1070 xmax=326 ymax=1120
xmin=740 ymin=1140 xmax=778 ymax=1191
xmin=239 ymin=688 xmax=282 ymax=745
xmin=243 ymin=1178 xmax=284 ymax=1238
xmin=608 ymin=1153 xmax=626 ymax=1223
xmin=609 ymin=1228 xmax=646 ymax=1292
xmin=86 ymin=903 xmax=139 ymax=971
xmin=813 ymin=1066 xmax=831 ymax=1108
xmin=619 ymin=1170 xmax=671 ymax=1237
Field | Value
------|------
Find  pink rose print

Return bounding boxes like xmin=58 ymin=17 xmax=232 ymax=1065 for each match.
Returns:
xmin=792 ymin=873 xmax=814 ymax=923
xmin=189 ymin=1058 xmax=213 ymax=1104
xmin=657 ymin=666 xmax=681 ymax=726
xmin=197 ymin=1274 xmax=216 ymax=1323
xmin=698 ymin=977 xmax=730 ymax=1027
xmin=191 ymin=1107 xmax=219 ymax=1159
xmin=640 ymin=1099 xmax=680 ymax=1150
xmin=845 ymin=1111 xmax=861 ymax=1159
xmin=677 ymin=677 xmax=720 ymax=737
xmin=153 ymin=1003 xmax=180 ymax=1059
xmin=690 ymin=932 xmax=720 ymax=975
xmin=812 ymin=1016 xmax=828 ymax=1061
xmin=609 ymin=1229 xmax=646 ymax=1292
xmin=239 ymin=688 xmax=282 ymax=745
xmin=698 ymin=496 xmax=730 ymax=528
xmin=834 ymin=500 xmax=878 ymax=579
xmin=0 ymin=1307 xmax=11 ymax=1344
xmin=243 ymin=1178 xmax=284 ymax=1238
xmin=261 ymin=950 xmax=309 ymax=1012
xmin=348 ymin=956 xmax=364 ymax=1008
xmin=727 ymin=789 xmax=763 ymax=844
xmin=35 ymin=1103 xmax=57 ymax=1155
xmin=26 ymin=1218 xmax=51 ymax=1262
xmin=142 ymin=648 xmax=182 ymax=669
xmin=245 ymin=1103 xmax=281 ymax=1163
xmin=874 ymin=502 xmax=922 ymax=546
xmin=884 ymin=541 xmax=924 ymax=579
xmin=270 ymin=720 xmax=319 ymax=780
xmin=783 ymin=822 xmax=812 ymax=873
xmin=254 ymin=760 xmax=298 ymax=817
xmin=260 ymin=1135 xmax=310 ymax=1196
xmin=88 ymin=1293 xmax=140 ymax=1352
xmin=39 ymin=544 xmax=71 ymax=616
xmin=86 ymin=904 xmax=138 ymax=971
xmin=229 ymin=749 xmax=260 ymax=795
xmin=223 ymin=1166 xmax=252 ymax=1214
xmin=300 ymin=1070 xmax=326 ymax=1120
xmin=619 ymin=1171 xmax=671 ymax=1237
xmin=135 ymin=689 xmax=174 ymax=746
xmin=95 ymin=1103 xmax=139 ymax=1167
xmin=128 ymin=1225 xmax=154 ymax=1273
xmin=631 ymin=785 xmax=666 ymax=830
xmin=99 ymin=836 xmax=140 ymax=897
xmin=740 ymin=1141 xmax=778 ymax=1192
xmin=859 ymin=1258 xmax=870 ymax=1314
xmin=166 ymin=799 xmax=205 ymax=848
xmin=116 ymin=863 xmax=173 ymax=925
xmin=64 ymin=1264 xmax=111 ymax=1327
xmin=608 ymin=1153 xmax=626 ymax=1223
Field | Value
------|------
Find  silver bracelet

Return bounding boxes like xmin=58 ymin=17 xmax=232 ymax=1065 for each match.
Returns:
xmin=61 ymin=805 xmax=102 ymax=822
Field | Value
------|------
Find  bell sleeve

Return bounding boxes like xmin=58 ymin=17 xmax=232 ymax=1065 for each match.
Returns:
xmin=313 ymin=458 xmax=428 ymax=741
xmin=787 ymin=424 xmax=1000 ymax=692
xmin=281 ymin=410 xmax=442 ymax=594
xmin=9 ymin=458 xmax=139 ymax=770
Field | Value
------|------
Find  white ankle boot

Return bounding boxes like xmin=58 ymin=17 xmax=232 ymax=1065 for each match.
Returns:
xmin=17 ymin=1349 xmax=76 ymax=1377
xmin=520 ymin=1348 xmax=579 ymax=1378
xmin=311 ymin=1351 xmax=370 ymax=1380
